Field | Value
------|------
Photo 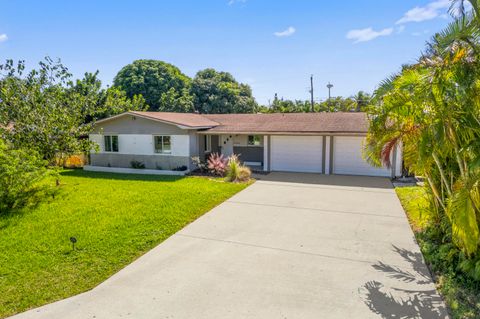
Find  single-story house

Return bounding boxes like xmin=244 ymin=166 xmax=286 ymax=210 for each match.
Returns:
xmin=87 ymin=111 xmax=402 ymax=177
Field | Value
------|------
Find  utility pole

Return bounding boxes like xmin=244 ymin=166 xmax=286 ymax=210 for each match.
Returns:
xmin=310 ymin=75 xmax=314 ymax=112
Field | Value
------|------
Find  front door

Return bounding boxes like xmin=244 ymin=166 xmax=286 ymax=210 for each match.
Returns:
xmin=221 ymin=135 xmax=234 ymax=157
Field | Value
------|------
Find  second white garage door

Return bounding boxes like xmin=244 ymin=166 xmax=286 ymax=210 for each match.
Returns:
xmin=271 ymin=136 xmax=323 ymax=173
xmin=333 ymin=136 xmax=390 ymax=177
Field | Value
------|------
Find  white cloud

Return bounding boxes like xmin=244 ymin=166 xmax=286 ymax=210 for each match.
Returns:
xmin=346 ymin=27 xmax=393 ymax=43
xmin=396 ymin=0 xmax=450 ymax=24
xmin=397 ymin=25 xmax=406 ymax=34
xmin=274 ymin=26 xmax=296 ymax=37
xmin=0 ymin=34 xmax=7 ymax=43
xmin=228 ymin=0 xmax=246 ymax=5
xmin=412 ymin=29 xmax=430 ymax=36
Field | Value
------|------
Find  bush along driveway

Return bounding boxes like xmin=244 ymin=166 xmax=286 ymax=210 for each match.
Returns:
xmin=397 ymin=186 xmax=480 ymax=319
xmin=0 ymin=170 xmax=248 ymax=318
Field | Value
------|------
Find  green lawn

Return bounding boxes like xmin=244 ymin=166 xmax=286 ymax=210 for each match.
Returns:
xmin=0 ymin=170 xmax=249 ymax=318
xmin=396 ymin=186 xmax=480 ymax=319
xmin=395 ymin=186 xmax=433 ymax=231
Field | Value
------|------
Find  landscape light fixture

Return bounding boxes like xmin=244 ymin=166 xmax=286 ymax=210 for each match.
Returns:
xmin=70 ymin=237 xmax=77 ymax=250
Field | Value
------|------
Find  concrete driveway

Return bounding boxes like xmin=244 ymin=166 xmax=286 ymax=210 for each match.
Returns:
xmin=12 ymin=173 xmax=448 ymax=319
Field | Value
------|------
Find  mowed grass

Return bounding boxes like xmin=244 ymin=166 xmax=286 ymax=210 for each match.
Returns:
xmin=0 ymin=170 xmax=249 ymax=318
xmin=395 ymin=186 xmax=433 ymax=231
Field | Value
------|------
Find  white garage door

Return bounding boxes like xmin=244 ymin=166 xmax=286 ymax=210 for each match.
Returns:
xmin=333 ymin=136 xmax=390 ymax=177
xmin=271 ymin=136 xmax=323 ymax=173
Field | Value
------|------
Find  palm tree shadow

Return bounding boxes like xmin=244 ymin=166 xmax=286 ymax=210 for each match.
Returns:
xmin=360 ymin=245 xmax=449 ymax=319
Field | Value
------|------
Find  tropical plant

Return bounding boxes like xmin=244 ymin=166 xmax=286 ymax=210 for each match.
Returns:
xmin=365 ymin=0 xmax=480 ymax=276
xmin=207 ymin=153 xmax=228 ymax=176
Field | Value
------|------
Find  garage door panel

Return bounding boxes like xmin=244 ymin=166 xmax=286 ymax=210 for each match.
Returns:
xmin=271 ymin=136 xmax=323 ymax=173
xmin=333 ymin=136 xmax=390 ymax=177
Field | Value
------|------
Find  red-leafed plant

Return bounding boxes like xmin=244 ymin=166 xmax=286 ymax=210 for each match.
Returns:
xmin=207 ymin=153 xmax=227 ymax=176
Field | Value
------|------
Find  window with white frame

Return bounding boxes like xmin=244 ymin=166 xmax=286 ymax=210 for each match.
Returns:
xmin=154 ymin=136 xmax=172 ymax=154
xmin=104 ymin=135 xmax=119 ymax=152
xmin=247 ymin=135 xmax=261 ymax=146
xmin=204 ymin=135 xmax=211 ymax=153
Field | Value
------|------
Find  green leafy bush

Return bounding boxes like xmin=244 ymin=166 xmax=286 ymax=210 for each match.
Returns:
xmin=397 ymin=186 xmax=480 ymax=318
xmin=0 ymin=139 xmax=51 ymax=212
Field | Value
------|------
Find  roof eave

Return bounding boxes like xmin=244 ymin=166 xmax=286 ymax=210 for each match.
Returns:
xmin=197 ymin=130 xmax=367 ymax=135
xmin=95 ymin=112 xmax=217 ymax=130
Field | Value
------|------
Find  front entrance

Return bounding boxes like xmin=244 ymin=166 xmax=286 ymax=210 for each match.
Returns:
xmin=220 ymin=135 xmax=234 ymax=157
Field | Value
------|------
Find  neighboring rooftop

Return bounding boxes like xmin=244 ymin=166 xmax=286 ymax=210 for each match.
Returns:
xmin=202 ymin=112 xmax=369 ymax=133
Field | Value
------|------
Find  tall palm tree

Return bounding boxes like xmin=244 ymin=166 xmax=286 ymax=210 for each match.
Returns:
xmin=365 ymin=0 xmax=480 ymax=261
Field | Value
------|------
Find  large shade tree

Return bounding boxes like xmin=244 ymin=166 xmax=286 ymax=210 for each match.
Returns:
xmin=113 ymin=59 xmax=193 ymax=112
xmin=191 ymin=68 xmax=257 ymax=114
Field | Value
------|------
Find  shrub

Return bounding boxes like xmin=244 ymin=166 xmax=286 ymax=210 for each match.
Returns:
xmin=130 ymin=160 xmax=145 ymax=169
xmin=225 ymin=155 xmax=251 ymax=182
xmin=237 ymin=166 xmax=252 ymax=182
xmin=63 ymin=154 xmax=87 ymax=168
xmin=0 ymin=139 xmax=52 ymax=212
xmin=207 ymin=153 xmax=227 ymax=176
xmin=191 ymin=156 xmax=207 ymax=172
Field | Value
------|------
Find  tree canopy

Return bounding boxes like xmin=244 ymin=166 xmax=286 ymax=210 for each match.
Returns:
xmin=113 ymin=59 xmax=193 ymax=112
xmin=257 ymin=91 xmax=371 ymax=113
xmin=0 ymin=58 xmax=146 ymax=164
xmin=191 ymin=68 xmax=257 ymax=114
xmin=73 ymin=71 xmax=148 ymax=120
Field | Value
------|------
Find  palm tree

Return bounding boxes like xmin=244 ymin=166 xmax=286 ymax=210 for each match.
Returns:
xmin=365 ymin=0 xmax=480 ymax=262
xmin=351 ymin=91 xmax=371 ymax=112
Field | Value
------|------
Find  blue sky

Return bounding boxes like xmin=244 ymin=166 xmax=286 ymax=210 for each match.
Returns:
xmin=0 ymin=0 xmax=453 ymax=105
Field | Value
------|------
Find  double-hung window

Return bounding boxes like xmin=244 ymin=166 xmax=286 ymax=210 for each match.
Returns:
xmin=154 ymin=136 xmax=172 ymax=154
xmin=104 ymin=135 xmax=119 ymax=152
xmin=247 ymin=135 xmax=261 ymax=146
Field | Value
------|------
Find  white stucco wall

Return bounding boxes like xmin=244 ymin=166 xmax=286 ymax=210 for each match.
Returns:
xmin=189 ymin=131 xmax=199 ymax=157
xmin=89 ymin=134 xmax=190 ymax=157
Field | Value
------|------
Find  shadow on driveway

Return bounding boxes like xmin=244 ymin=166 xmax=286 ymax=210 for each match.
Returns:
xmin=360 ymin=245 xmax=449 ymax=319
